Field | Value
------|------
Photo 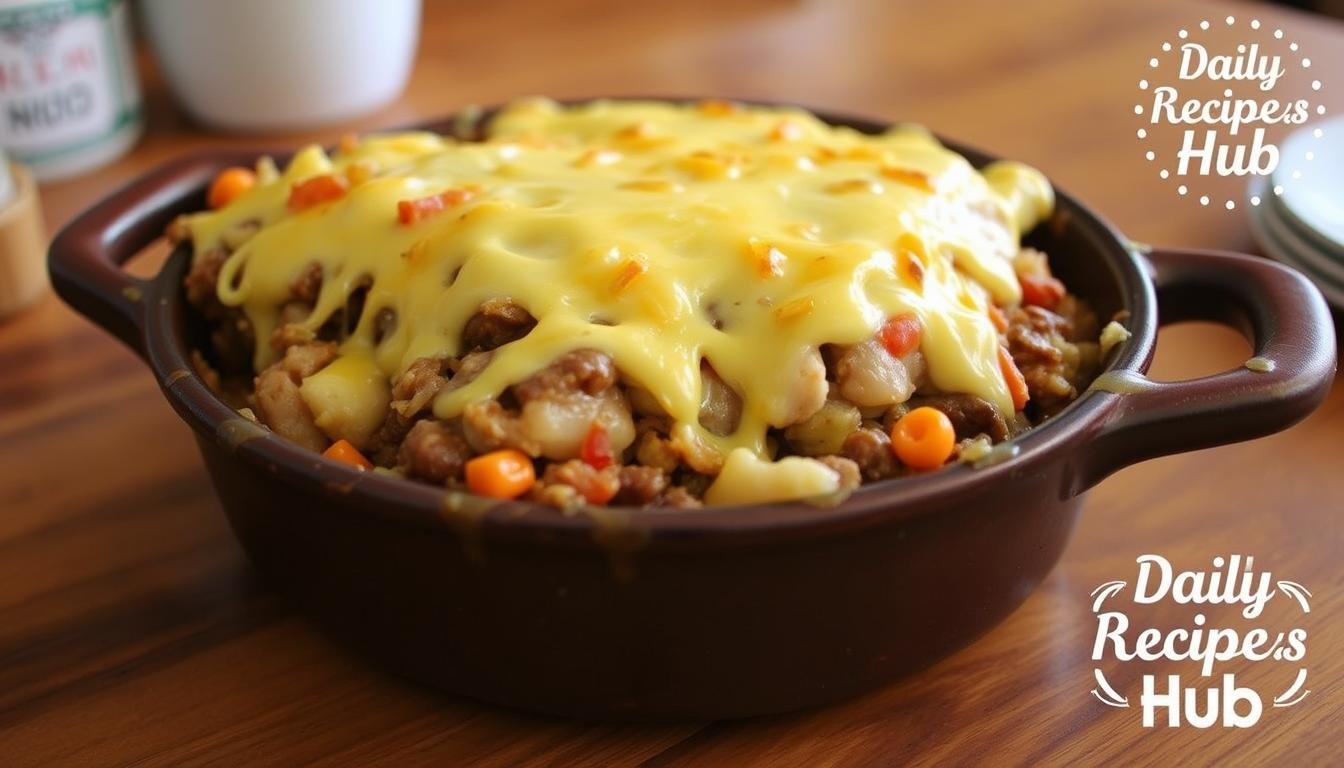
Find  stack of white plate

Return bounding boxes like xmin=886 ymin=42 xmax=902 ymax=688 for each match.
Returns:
xmin=1247 ymin=116 xmax=1344 ymax=311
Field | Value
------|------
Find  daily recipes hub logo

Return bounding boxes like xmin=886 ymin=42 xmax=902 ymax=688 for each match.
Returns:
xmin=1136 ymin=15 xmax=1325 ymax=211
xmin=1090 ymin=555 xmax=1311 ymax=729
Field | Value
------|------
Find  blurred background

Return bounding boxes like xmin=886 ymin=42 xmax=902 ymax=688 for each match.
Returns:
xmin=1283 ymin=0 xmax=1344 ymax=15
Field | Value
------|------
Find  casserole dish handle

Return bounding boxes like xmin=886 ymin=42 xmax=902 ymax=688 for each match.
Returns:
xmin=47 ymin=153 xmax=252 ymax=359
xmin=1076 ymin=246 xmax=1337 ymax=490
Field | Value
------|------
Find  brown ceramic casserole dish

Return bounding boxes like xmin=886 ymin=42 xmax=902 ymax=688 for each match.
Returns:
xmin=48 ymin=102 xmax=1336 ymax=720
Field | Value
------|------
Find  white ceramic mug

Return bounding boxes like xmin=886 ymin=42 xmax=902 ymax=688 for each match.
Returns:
xmin=141 ymin=0 xmax=421 ymax=132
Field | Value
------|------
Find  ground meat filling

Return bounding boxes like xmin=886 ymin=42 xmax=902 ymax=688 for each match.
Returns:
xmin=512 ymin=348 xmax=616 ymax=401
xmin=840 ymin=426 xmax=901 ymax=482
xmin=399 ymin=420 xmax=471 ymax=485
xmin=393 ymin=356 xmax=452 ymax=416
xmin=184 ymin=248 xmax=253 ymax=373
xmin=185 ymin=220 xmax=1101 ymax=507
xmin=1005 ymin=302 xmax=1098 ymax=418
xmin=463 ymin=400 xmax=543 ymax=457
xmin=658 ymin=486 xmax=704 ymax=509
xmin=611 ymin=465 xmax=669 ymax=506
xmin=291 ymin=262 xmax=323 ymax=303
xmin=903 ymin=393 xmax=1010 ymax=443
xmin=460 ymin=349 xmax=637 ymax=465
xmin=462 ymin=298 xmax=537 ymax=352
xmin=361 ymin=356 xmax=452 ymax=464
xmin=183 ymin=248 xmax=225 ymax=309
xmin=532 ymin=459 xmax=621 ymax=508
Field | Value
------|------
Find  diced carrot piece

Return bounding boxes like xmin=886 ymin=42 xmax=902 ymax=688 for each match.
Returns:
xmin=465 ymin=449 xmax=536 ymax=499
xmin=890 ymin=407 xmax=956 ymax=471
xmin=618 ymin=121 xmax=656 ymax=140
xmin=897 ymin=248 xmax=925 ymax=289
xmin=879 ymin=166 xmax=933 ymax=193
xmin=769 ymin=121 xmax=803 ymax=142
xmin=746 ymin=238 xmax=786 ymax=278
xmin=845 ymin=146 xmax=882 ymax=161
xmin=323 ymin=439 xmax=372 ymax=470
xmin=397 ymin=188 xmax=477 ymax=225
xmin=824 ymin=178 xmax=882 ymax=195
xmin=878 ymin=313 xmax=922 ymax=358
xmin=1019 ymin=273 xmax=1065 ymax=309
xmin=774 ymin=297 xmax=814 ymax=322
xmin=987 ymin=304 xmax=1008 ymax=333
xmin=611 ymin=259 xmax=647 ymax=293
xmin=575 ymin=148 xmax=622 ymax=167
xmin=618 ymin=179 xmax=682 ymax=193
xmin=207 ymin=167 xmax=256 ymax=209
xmin=697 ymin=99 xmax=739 ymax=116
xmin=998 ymin=346 xmax=1030 ymax=411
xmin=681 ymin=152 xmax=736 ymax=180
xmin=288 ymin=174 xmax=349 ymax=211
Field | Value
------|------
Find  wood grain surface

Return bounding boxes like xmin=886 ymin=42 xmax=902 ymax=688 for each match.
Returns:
xmin=2 ymin=0 xmax=1341 ymax=764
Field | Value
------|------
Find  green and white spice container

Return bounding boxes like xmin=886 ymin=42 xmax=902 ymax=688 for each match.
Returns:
xmin=0 ymin=0 xmax=142 ymax=180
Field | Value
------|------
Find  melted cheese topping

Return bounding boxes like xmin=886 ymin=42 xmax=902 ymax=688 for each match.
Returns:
xmin=191 ymin=99 xmax=1053 ymax=464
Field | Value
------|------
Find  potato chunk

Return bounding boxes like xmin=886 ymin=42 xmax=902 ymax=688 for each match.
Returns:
xmin=764 ymin=347 xmax=827 ymax=428
xmin=299 ymin=354 xmax=392 ymax=449
xmin=783 ymin=399 xmax=862 ymax=456
xmin=834 ymin=338 xmax=923 ymax=408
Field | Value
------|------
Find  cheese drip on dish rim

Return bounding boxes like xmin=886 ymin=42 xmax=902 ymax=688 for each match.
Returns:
xmin=189 ymin=98 xmax=1054 ymax=480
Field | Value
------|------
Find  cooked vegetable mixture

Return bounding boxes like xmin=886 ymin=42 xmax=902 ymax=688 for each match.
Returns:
xmin=176 ymin=99 xmax=1107 ymax=508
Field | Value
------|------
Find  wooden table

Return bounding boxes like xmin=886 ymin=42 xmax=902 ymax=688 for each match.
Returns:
xmin=3 ymin=0 xmax=1341 ymax=764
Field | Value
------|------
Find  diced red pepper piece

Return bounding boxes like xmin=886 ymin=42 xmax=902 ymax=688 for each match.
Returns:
xmin=580 ymin=423 xmax=614 ymax=470
xmin=877 ymin=313 xmax=922 ymax=358
xmin=288 ymin=174 xmax=349 ymax=211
